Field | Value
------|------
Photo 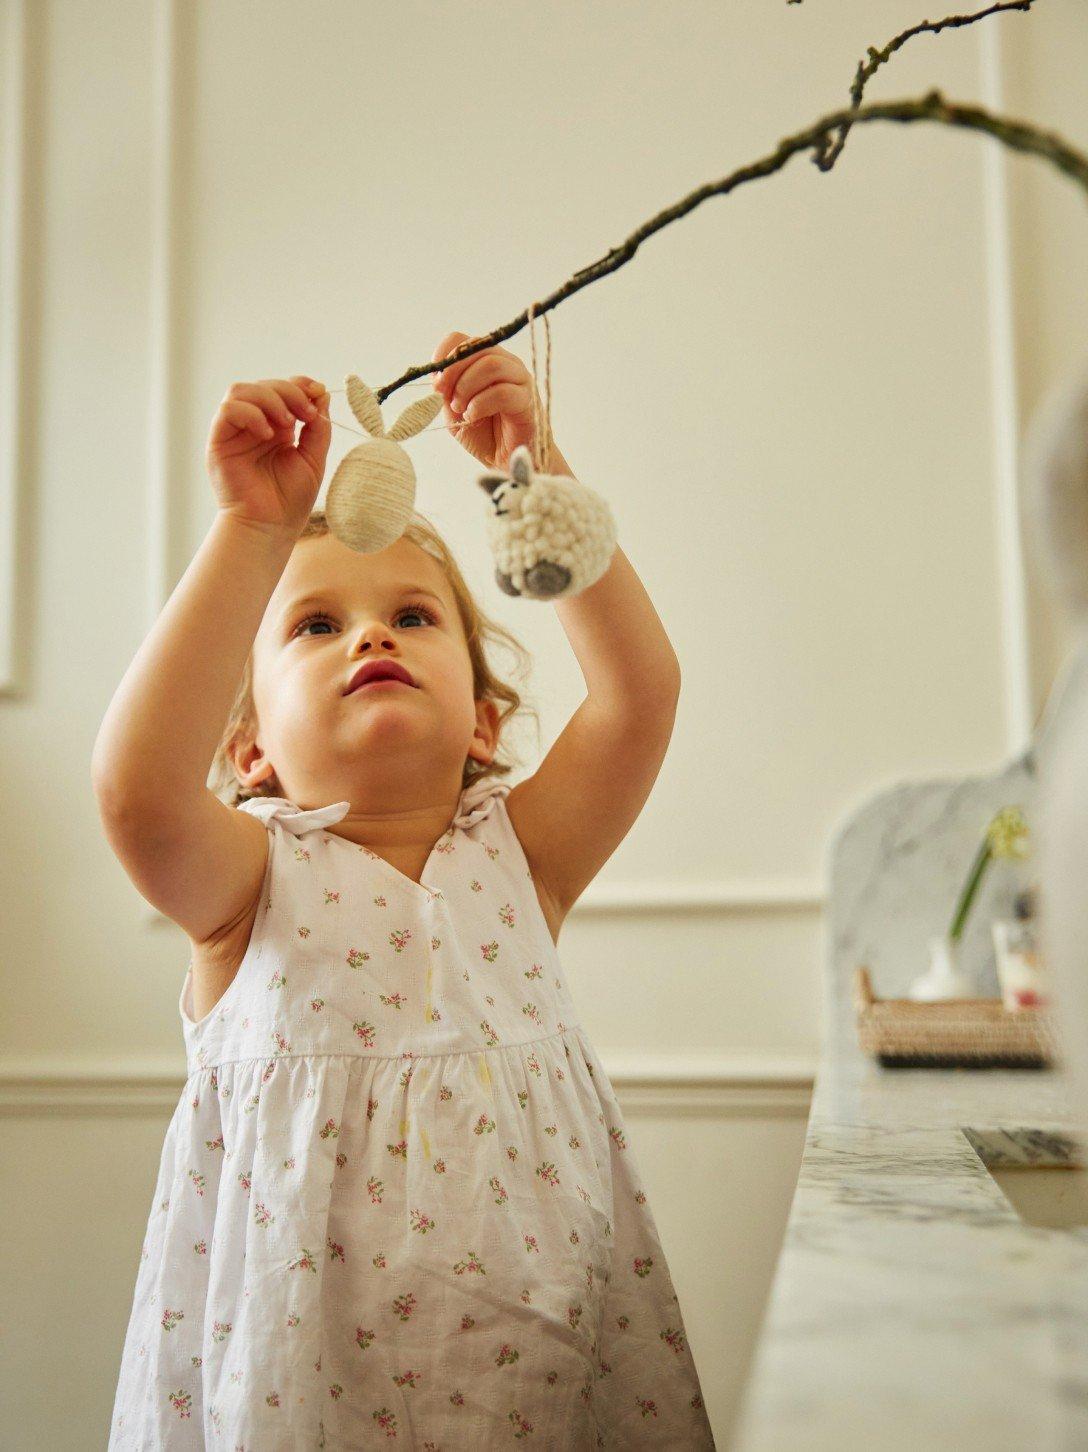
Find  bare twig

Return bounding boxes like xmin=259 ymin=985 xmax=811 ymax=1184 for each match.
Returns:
xmin=816 ymin=1 xmax=1037 ymax=170
xmin=385 ymin=89 xmax=1087 ymax=405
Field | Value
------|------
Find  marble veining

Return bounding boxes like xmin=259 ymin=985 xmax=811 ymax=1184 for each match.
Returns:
xmin=730 ymin=671 xmax=1088 ymax=1450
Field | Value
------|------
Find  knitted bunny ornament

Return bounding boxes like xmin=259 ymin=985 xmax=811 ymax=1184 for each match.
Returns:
xmin=325 ymin=375 xmax=443 ymax=552
xmin=477 ymin=444 xmax=617 ymax=600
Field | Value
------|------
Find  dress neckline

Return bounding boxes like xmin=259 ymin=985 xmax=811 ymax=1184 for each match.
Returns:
xmin=236 ymin=777 xmax=511 ymax=899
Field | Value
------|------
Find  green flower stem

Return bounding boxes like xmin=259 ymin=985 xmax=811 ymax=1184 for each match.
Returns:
xmin=949 ymin=839 xmax=993 ymax=941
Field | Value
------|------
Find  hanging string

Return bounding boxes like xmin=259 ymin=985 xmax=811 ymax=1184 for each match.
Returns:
xmin=527 ymin=301 xmax=553 ymax=472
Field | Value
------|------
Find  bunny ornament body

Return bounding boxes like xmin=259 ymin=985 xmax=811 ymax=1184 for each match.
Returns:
xmin=325 ymin=375 xmax=443 ymax=553
xmin=477 ymin=444 xmax=617 ymax=600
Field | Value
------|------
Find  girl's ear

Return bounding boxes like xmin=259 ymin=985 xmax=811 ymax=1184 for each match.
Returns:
xmin=508 ymin=446 xmax=534 ymax=486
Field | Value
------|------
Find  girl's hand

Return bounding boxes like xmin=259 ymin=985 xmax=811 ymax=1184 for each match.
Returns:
xmin=431 ymin=332 xmax=556 ymax=471
xmin=205 ymin=375 xmax=332 ymax=538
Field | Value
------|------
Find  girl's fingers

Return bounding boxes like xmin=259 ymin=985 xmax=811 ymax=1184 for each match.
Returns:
xmin=431 ymin=333 xmax=496 ymax=400
xmin=451 ymin=359 xmax=527 ymax=419
xmin=215 ymin=399 xmax=277 ymax=442
xmin=225 ymin=379 xmax=319 ymax=430
xmin=458 ymin=380 xmax=529 ymax=424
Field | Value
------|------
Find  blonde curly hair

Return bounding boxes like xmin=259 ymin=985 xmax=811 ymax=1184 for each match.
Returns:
xmin=207 ymin=508 xmax=540 ymax=808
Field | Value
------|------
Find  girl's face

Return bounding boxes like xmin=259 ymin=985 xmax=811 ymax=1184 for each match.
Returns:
xmin=238 ymin=532 xmax=498 ymax=807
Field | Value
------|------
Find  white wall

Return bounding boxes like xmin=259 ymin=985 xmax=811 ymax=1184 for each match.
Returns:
xmin=1 ymin=1 xmax=1084 ymax=1445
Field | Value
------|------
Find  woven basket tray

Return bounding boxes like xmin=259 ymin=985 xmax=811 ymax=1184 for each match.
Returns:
xmin=853 ymin=965 xmax=1061 ymax=1068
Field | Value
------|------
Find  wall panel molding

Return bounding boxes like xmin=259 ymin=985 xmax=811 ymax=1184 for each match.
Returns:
xmin=0 ymin=0 xmax=29 ymax=696
xmin=0 ymin=1054 xmax=816 ymax=1117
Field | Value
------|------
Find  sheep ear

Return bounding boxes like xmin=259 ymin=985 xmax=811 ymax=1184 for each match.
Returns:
xmin=478 ymin=470 xmax=509 ymax=497
xmin=388 ymin=391 xmax=443 ymax=442
xmin=345 ymin=376 xmax=385 ymax=438
xmin=508 ymin=445 xmax=534 ymax=485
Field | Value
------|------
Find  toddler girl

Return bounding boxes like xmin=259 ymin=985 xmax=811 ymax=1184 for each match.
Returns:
xmin=96 ymin=334 xmax=715 ymax=1448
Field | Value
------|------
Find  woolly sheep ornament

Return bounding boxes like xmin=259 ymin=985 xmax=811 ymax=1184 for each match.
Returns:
xmin=477 ymin=443 xmax=617 ymax=600
xmin=325 ymin=374 xmax=443 ymax=553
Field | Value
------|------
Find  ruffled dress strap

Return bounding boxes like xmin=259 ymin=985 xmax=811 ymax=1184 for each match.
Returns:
xmin=450 ymin=775 xmax=511 ymax=829
xmin=234 ymin=778 xmax=510 ymax=837
xmin=236 ymin=795 xmax=351 ymax=836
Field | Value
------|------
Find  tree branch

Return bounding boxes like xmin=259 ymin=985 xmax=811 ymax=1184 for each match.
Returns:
xmin=383 ymin=5 xmax=1083 ymax=406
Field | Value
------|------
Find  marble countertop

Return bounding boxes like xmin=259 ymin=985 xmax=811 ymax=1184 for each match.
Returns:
xmin=729 ymin=1030 xmax=1088 ymax=1450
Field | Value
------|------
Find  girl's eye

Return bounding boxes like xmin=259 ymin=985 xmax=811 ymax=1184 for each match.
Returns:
xmin=292 ymin=603 xmax=438 ymax=638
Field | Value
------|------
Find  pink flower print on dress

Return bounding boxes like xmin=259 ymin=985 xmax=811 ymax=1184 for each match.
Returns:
xmin=319 ymin=1118 xmax=341 ymax=1140
xmin=287 ymin=1248 xmax=319 ymax=1274
xmin=523 ymin=1233 xmax=540 ymax=1254
xmin=543 ymin=1123 xmax=558 ymax=1138
xmin=499 ymin=903 xmax=516 ymax=927
xmin=204 ymin=1133 xmax=224 ymax=1152
xmin=346 ymin=947 xmax=369 ymax=969
xmin=168 ymin=1389 xmax=193 ymax=1420
xmin=480 ymin=1020 xmax=500 ymax=1046
xmin=522 ymin=1002 xmax=542 ymax=1026
xmin=323 ymin=888 xmax=339 ymax=904
xmin=366 ymin=1096 xmax=378 ymax=1121
xmin=452 ymin=1251 xmax=486 ymax=1276
xmin=524 ymin=963 xmax=543 ymax=979
xmin=266 ymin=1390 xmax=281 ymax=1407
xmin=483 ymin=842 xmax=499 ymax=860
xmin=237 ymin=1168 xmax=252 ymax=1193
xmin=458 ymin=1316 xmax=475 ymax=1332
xmin=310 ymin=996 xmax=325 ymax=1011
xmin=210 ymin=1320 xmax=232 ymax=1343
xmin=566 ymin=1303 xmax=583 ymax=1332
xmin=636 ymin=1396 xmax=660 ymax=1420
xmin=393 ymin=1369 xmax=421 ymax=1389
xmin=495 ymin=1344 xmax=519 ymax=1367
xmin=355 ymin=1326 xmax=376 ymax=1352
xmin=379 ymin=991 xmax=407 ymax=1010
xmin=506 ymin=1145 xmax=519 ymax=1162
xmin=353 ymin=1019 xmax=376 ymax=1047
xmin=194 ymin=1239 xmax=207 ymax=1255
xmin=661 ymin=1325 xmax=688 ymax=1355
xmin=391 ymin=1291 xmax=417 ymax=1321
xmin=438 ymin=1084 xmax=452 ymax=1101
xmin=450 ymin=1389 xmax=466 ymax=1406
xmin=372 ymin=1250 xmax=387 ymax=1268
xmin=188 ymin=1169 xmax=207 ymax=1197
xmin=433 ymin=1158 xmax=447 ymax=1174
xmin=633 ymin=1256 xmax=654 ymax=1278
xmin=253 ymin=1200 xmax=275 ymax=1228
xmin=287 ymin=1313 xmax=301 ymax=1328
xmin=329 ymin=1382 xmax=344 ymax=1400
xmin=526 ymin=1052 xmax=541 ymax=1077
xmin=292 ymin=845 xmax=312 ymax=862
xmin=470 ymin=879 xmax=483 ymax=893
xmin=389 ymin=927 xmax=412 ymax=952
xmin=336 ymin=1150 xmax=347 ymax=1169
xmin=488 ymin=1175 xmax=509 ymax=1205
xmin=473 ymin=1113 xmax=496 ymax=1136
xmin=373 ymin=894 xmax=387 ymax=908
xmin=536 ymin=1161 xmax=560 ymax=1188
xmin=509 ymin=1407 xmax=534 ymax=1438
xmin=373 ymin=1407 xmax=399 ymax=1435
xmin=327 ymin=1236 xmax=345 ymax=1263
xmin=161 ymin=1309 xmax=184 ymax=1332
xmin=267 ymin=968 xmax=287 ymax=992
xmin=297 ymin=925 xmax=311 ymax=939
xmin=409 ymin=1208 xmax=436 ymax=1235
xmin=387 ymin=1138 xmax=408 ymax=1159
xmin=480 ymin=940 xmax=499 ymax=962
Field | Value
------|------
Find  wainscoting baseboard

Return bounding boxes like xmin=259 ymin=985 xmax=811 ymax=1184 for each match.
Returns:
xmin=0 ymin=1054 xmax=816 ymax=1118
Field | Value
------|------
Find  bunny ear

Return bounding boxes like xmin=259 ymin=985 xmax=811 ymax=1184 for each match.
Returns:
xmin=508 ymin=445 xmax=534 ymax=486
xmin=345 ymin=375 xmax=386 ymax=438
xmin=387 ymin=390 xmax=443 ymax=442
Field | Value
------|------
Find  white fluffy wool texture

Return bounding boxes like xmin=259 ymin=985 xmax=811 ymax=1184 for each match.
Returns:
xmin=478 ymin=446 xmax=618 ymax=600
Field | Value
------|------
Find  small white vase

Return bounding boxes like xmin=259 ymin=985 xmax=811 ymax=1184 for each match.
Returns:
xmin=908 ymin=935 xmax=977 ymax=1001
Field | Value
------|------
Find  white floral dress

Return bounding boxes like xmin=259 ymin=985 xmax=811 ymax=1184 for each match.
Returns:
xmin=108 ymin=776 xmax=716 ymax=1449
